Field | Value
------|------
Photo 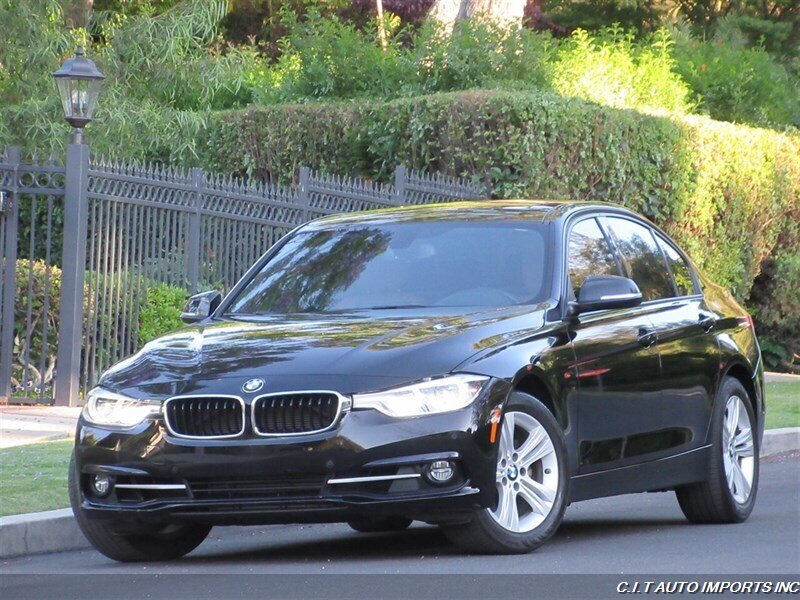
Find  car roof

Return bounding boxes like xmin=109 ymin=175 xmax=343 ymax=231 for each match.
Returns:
xmin=303 ymin=199 xmax=638 ymax=230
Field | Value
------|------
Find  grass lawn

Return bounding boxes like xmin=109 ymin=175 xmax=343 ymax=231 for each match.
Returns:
xmin=0 ymin=381 xmax=796 ymax=518
xmin=0 ymin=439 xmax=72 ymax=517
xmin=765 ymin=380 xmax=800 ymax=430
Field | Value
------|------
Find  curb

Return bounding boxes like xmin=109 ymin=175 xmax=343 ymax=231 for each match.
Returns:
xmin=761 ymin=427 xmax=800 ymax=458
xmin=1 ymin=427 xmax=798 ymax=560
xmin=0 ymin=509 xmax=88 ymax=559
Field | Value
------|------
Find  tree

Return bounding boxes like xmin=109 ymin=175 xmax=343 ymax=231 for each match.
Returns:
xmin=428 ymin=0 xmax=527 ymax=28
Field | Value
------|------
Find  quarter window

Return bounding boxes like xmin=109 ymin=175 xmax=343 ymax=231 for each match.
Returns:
xmin=657 ymin=235 xmax=695 ymax=296
xmin=602 ymin=217 xmax=674 ymax=301
xmin=567 ymin=218 xmax=621 ymax=297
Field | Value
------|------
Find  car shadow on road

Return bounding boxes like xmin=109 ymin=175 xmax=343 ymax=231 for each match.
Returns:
xmin=179 ymin=515 xmax=691 ymax=564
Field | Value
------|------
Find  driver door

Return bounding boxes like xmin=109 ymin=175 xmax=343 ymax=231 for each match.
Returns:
xmin=565 ymin=217 xmax=662 ymax=474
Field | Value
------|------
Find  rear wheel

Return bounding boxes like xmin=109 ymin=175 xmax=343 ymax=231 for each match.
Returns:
xmin=347 ymin=516 xmax=412 ymax=533
xmin=442 ymin=391 xmax=568 ymax=554
xmin=676 ymin=377 xmax=759 ymax=523
xmin=69 ymin=453 xmax=211 ymax=562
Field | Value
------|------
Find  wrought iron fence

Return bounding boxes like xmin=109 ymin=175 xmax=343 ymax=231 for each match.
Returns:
xmin=0 ymin=148 xmax=65 ymax=405
xmin=0 ymin=146 xmax=486 ymax=405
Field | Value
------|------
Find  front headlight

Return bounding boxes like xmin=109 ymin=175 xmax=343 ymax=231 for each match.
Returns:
xmin=84 ymin=388 xmax=162 ymax=428
xmin=352 ymin=374 xmax=489 ymax=418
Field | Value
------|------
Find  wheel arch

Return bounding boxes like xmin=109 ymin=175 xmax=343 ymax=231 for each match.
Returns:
xmin=720 ymin=360 xmax=760 ymax=431
xmin=512 ymin=373 xmax=566 ymax=430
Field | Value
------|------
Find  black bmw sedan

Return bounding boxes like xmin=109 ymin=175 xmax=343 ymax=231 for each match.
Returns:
xmin=70 ymin=200 xmax=764 ymax=561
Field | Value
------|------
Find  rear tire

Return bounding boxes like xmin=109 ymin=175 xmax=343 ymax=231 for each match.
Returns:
xmin=442 ymin=391 xmax=568 ymax=554
xmin=347 ymin=516 xmax=413 ymax=533
xmin=675 ymin=377 xmax=759 ymax=524
xmin=69 ymin=452 xmax=211 ymax=562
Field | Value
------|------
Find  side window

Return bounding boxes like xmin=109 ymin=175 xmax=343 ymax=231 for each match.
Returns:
xmin=568 ymin=218 xmax=621 ymax=297
xmin=656 ymin=235 xmax=696 ymax=296
xmin=602 ymin=217 xmax=674 ymax=301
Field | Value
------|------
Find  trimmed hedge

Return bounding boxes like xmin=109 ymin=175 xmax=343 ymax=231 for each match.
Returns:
xmin=205 ymin=90 xmax=799 ymax=359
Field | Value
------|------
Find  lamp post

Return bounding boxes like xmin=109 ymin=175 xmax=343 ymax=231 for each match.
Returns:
xmin=52 ymin=47 xmax=103 ymax=406
xmin=53 ymin=46 xmax=104 ymax=145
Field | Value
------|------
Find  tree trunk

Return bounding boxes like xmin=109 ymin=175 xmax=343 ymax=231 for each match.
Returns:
xmin=428 ymin=0 xmax=526 ymax=29
xmin=62 ymin=0 xmax=94 ymax=29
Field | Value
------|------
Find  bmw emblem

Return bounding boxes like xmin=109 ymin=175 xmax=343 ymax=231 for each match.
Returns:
xmin=242 ymin=378 xmax=265 ymax=393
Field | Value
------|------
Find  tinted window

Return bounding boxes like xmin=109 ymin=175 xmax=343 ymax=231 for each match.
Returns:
xmin=602 ymin=217 xmax=674 ymax=301
xmin=568 ymin=218 xmax=621 ymax=297
xmin=227 ymin=221 xmax=550 ymax=314
xmin=657 ymin=235 xmax=695 ymax=296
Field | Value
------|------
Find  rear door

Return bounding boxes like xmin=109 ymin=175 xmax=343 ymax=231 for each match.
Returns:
xmin=601 ymin=216 xmax=716 ymax=457
xmin=651 ymin=230 xmax=718 ymax=451
xmin=565 ymin=217 xmax=663 ymax=474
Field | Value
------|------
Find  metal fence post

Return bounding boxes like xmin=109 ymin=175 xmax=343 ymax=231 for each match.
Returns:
xmin=298 ymin=166 xmax=310 ymax=222
xmin=54 ymin=141 xmax=90 ymax=406
xmin=394 ymin=165 xmax=406 ymax=205
xmin=186 ymin=167 xmax=202 ymax=294
xmin=0 ymin=147 xmax=20 ymax=403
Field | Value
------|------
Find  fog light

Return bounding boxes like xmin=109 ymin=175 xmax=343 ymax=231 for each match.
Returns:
xmin=91 ymin=474 xmax=112 ymax=497
xmin=426 ymin=460 xmax=455 ymax=484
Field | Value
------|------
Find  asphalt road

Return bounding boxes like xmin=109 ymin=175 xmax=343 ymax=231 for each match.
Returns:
xmin=3 ymin=454 xmax=798 ymax=599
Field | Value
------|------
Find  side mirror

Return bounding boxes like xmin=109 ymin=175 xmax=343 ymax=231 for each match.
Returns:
xmin=181 ymin=290 xmax=222 ymax=324
xmin=568 ymin=275 xmax=642 ymax=316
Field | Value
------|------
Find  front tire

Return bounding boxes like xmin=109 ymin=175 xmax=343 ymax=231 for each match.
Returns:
xmin=69 ymin=453 xmax=211 ymax=562
xmin=675 ymin=377 xmax=759 ymax=524
xmin=442 ymin=391 xmax=569 ymax=554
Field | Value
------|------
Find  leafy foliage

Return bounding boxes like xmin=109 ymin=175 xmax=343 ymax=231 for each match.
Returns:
xmin=0 ymin=0 xmax=258 ymax=162
xmin=1 ymin=0 xmax=797 ymax=162
xmin=537 ymin=0 xmax=666 ymax=33
xmin=12 ymin=260 xmax=62 ymax=397
xmin=552 ymin=26 xmax=691 ymax=112
xmin=137 ymin=283 xmax=188 ymax=344
xmin=250 ymin=13 xmax=795 ymax=128
xmin=747 ymin=213 xmax=800 ymax=372
xmin=673 ymin=26 xmax=800 ymax=127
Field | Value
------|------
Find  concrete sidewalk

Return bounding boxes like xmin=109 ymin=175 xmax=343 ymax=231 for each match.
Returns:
xmin=0 ymin=406 xmax=80 ymax=449
xmin=766 ymin=371 xmax=800 ymax=382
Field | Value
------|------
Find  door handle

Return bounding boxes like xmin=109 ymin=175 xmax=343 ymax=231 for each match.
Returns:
xmin=638 ymin=328 xmax=658 ymax=348
xmin=698 ymin=313 xmax=716 ymax=332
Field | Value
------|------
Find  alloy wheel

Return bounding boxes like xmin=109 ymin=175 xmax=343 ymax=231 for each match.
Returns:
xmin=722 ymin=395 xmax=755 ymax=505
xmin=488 ymin=411 xmax=559 ymax=533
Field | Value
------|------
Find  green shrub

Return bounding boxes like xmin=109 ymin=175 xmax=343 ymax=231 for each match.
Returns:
xmin=409 ymin=20 xmax=554 ymax=95
xmin=11 ymin=260 xmax=62 ymax=396
xmin=137 ymin=282 xmax=188 ymax=345
xmin=253 ymin=7 xmax=412 ymax=104
xmin=747 ymin=212 xmax=800 ymax=371
xmin=552 ymin=27 xmax=691 ymax=113
xmin=673 ymin=32 xmax=800 ymax=128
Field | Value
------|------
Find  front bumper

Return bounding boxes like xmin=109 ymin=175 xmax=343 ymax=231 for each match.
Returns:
xmin=73 ymin=379 xmax=509 ymax=526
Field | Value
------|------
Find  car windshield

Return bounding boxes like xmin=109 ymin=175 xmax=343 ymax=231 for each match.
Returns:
xmin=226 ymin=220 xmax=551 ymax=314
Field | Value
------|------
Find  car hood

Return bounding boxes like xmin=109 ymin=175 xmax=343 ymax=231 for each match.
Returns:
xmin=99 ymin=305 xmax=549 ymax=397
